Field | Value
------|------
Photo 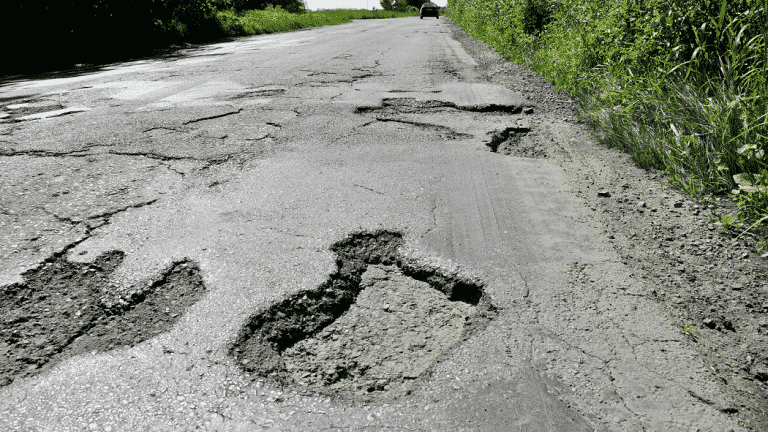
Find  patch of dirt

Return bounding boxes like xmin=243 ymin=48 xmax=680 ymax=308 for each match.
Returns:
xmin=229 ymin=230 xmax=496 ymax=402
xmin=0 ymin=250 xmax=206 ymax=387
xmin=446 ymin=17 xmax=768 ymax=431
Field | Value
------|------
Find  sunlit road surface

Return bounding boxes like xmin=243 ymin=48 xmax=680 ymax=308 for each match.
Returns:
xmin=0 ymin=17 xmax=746 ymax=431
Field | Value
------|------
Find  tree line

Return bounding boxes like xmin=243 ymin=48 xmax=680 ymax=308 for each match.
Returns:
xmin=2 ymin=0 xmax=307 ymax=75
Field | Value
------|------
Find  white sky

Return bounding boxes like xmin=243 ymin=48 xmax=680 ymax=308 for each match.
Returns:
xmin=305 ymin=0 xmax=447 ymax=11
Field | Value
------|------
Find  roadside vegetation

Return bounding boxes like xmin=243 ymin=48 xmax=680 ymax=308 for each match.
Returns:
xmin=217 ymin=7 xmax=416 ymax=36
xmin=1 ymin=0 xmax=415 ymax=76
xmin=446 ymin=0 xmax=768 ymax=239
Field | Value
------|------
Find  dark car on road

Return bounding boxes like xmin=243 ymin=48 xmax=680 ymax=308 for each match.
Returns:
xmin=420 ymin=2 xmax=439 ymax=19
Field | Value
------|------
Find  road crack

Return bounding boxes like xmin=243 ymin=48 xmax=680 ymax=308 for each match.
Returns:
xmin=182 ymin=109 xmax=243 ymax=125
xmin=374 ymin=117 xmax=472 ymax=140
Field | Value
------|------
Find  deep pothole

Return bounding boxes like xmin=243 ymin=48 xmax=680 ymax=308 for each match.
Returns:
xmin=230 ymin=230 xmax=496 ymax=402
xmin=0 ymin=251 xmax=206 ymax=387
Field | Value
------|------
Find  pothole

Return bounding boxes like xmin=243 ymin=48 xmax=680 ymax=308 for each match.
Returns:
xmin=230 ymin=230 xmax=496 ymax=402
xmin=228 ymin=88 xmax=286 ymax=100
xmin=355 ymin=98 xmax=461 ymax=115
xmin=1 ymin=101 xmax=67 ymax=122
xmin=355 ymin=97 xmax=521 ymax=115
xmin=485 ymin=125 xmax=549 ymax=158
xmin=0 ymin=251 xmax=206 ymax=387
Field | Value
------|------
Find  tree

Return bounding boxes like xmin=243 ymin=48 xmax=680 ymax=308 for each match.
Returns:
xmin=405 ymin=0 xmax=427 ymax=9
xmin=233 ymin=0 xmax=305 ymax=13
xmin=380 ymin=0 xmax=410 ymax=11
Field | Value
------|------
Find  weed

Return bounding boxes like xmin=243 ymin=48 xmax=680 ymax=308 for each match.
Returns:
xmin=718 ymin=214 xmax=740 ymax=233
xmin=681 ymin=324 xmax=697 ymax=342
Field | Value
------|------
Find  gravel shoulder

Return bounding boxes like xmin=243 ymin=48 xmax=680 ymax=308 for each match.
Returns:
xmin=446 ymin=18 xmax=768 ymax=431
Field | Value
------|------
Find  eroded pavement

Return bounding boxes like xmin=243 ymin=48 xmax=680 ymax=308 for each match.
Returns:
xmin=0 ymin=17 xmax=758 ymax=431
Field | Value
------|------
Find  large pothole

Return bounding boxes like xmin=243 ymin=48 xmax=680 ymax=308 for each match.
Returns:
xmin=0 ymin=251 xmax=206 ymax=387
xmin=230 ymin=230 xmax=496 ymax=402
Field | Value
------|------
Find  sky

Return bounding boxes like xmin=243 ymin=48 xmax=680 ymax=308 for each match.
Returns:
xmin=305 ymin=0 xmax=447 ymax=11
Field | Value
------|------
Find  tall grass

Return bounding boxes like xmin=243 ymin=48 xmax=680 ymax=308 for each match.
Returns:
xmin=217 ymin=7 xmax=417 ymax=36
xmin=446 ymin=0 xmax=768 ymax=231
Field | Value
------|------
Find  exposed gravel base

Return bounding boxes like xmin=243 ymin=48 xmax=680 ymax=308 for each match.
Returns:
xmin=448 ymin=18 xmax=768 ymax=430
xmin=283 ymin=265 xmax=476 ymax=401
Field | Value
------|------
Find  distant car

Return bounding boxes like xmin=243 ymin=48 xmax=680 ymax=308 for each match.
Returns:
xmin=420 ymin=2 xmax=439 ymax=19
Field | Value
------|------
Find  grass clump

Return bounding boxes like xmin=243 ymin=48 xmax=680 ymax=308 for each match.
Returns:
xmin=445 ymin=0 xmax=768 ymax=233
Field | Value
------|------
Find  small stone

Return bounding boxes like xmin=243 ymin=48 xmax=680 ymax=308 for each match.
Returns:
xmin=597 ymin=190 xmax=611 ymax=197
xmin=637 ymin=201 xmax=646 ymax=208
xmin=674 ymin=202 xmax=684 ymax=208
xmin=703 ymin=318 xmax=716 ymax=329
xmin=523 ymin=107 xmax=534 ymax=114
xmin=722 ymin=319 xmax=735 ymax=331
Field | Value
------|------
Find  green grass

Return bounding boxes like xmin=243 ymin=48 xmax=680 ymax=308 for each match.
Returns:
xmin=445 ymin=0 xmax=768 ymax=235
xmin=216 ymin=7 xmax=418 ymax=36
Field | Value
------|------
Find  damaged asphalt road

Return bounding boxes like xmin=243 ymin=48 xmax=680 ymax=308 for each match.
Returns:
xmin=1 ymin=16 xmax=766 ymax=431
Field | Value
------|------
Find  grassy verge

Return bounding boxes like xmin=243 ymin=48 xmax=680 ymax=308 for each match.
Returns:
xmin=216 ymin=7 xmax=417 ymax=36
xmin=445 ymin=0 xmax=768 ymax=241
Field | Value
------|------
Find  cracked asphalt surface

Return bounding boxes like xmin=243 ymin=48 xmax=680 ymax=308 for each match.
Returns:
xmin=1 ymin=16 xmax=766 ymax=431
